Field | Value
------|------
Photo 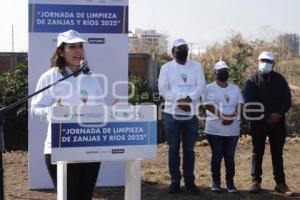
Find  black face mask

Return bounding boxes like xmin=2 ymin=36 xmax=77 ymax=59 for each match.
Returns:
xmin=217 ymin=70 xmax=229 ymax=82
xmin=176 ymin=50 xmax=188 ymax=62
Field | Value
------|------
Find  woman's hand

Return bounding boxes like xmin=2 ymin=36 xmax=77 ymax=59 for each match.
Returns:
xmin=220 ymin=112 xmax=237 ymax=126
xmin=56 ymin=98 xmax=62 ymax=106
xmin=222 ymin=119 xmax=234 ymax=126
xmin=265 ymin=113 xmax=282 ymax=125
xmin=176 ymin=97 xmax=192 ymax=112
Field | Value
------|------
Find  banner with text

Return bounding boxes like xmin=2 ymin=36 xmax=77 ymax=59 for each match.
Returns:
xmin=29 ymin=4 xmax=128 ymax=33
xmin=28 ymin=0 xmax=128 ymax=189
xmin=51 ymin=105 xmax=157 ymax=162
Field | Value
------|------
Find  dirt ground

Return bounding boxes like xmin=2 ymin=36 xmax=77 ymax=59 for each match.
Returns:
xmin=3 ymin=136 xmax=300 ymax=200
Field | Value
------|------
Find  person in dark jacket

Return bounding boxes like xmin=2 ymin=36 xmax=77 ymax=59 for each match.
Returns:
xmin=244 ymin=51 xmax=293 ymax=196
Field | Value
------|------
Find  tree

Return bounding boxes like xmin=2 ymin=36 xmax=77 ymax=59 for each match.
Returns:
xmin=0 ymin=64 xmax=28 ymax=150
xmin=128 ymin=74 xmax=150 ymax=105
xmin=195 ymin=34 xmax=253 ymax=89
xmin=227 ymin=35 xmax=254 ymax=88
xmin=0 ymin=64 xmax=28 ymax=116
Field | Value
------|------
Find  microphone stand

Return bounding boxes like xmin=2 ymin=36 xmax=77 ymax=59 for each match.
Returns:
xmin=0 ymin=66 xmax=87 ymax=200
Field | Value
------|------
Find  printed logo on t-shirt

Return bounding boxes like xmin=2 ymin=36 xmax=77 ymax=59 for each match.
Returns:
xmin=224 ymin=93 xmax=230 ymax=103
xmin=80 ymin=89 xmax=88 ymax=105
xmin=181 ymin=74 xmax=187 ymax=83
xmin=207 ymin=92 xmax=216 ymax=100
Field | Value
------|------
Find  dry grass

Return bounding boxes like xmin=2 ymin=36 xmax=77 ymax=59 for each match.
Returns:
xmin=3 ymin=136 xmax=300 ymax=200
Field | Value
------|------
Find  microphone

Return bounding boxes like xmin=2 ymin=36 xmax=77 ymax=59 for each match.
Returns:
xmin=79 ymin=60 xmax=90 ymax=75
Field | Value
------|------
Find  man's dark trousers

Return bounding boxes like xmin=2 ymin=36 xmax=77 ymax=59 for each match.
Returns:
xmin=251 ymin=120 xmax=287 ymax=184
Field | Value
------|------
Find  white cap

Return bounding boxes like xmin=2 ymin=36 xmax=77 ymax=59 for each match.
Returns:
xmin=258 ymin=51 xmax=275 ymax=61
xmin=172 ymin=38 xmax=188 ymax=48
xmin=57 ymin=30 xmax=86 ymax=47
xmin=214 ymin=60 xmax=229 ymax=70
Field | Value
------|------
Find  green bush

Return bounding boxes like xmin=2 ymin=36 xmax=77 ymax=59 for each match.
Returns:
xmin=227 ymin=38 xmax=253 ymax=89
xmin=128 ymin=74 xmax=152 ymax=105
xmin=0 ymin=64 xmax=28 ymax=116
xmin=0 ymin=64 xmax=28 ymax=150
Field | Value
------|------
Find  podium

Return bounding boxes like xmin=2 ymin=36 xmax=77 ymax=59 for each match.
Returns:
xmin=50 ymin=105 xmax=157 ymax=200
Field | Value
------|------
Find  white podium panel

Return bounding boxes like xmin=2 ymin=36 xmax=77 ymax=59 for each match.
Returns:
xmin=51 ymin=105 xmax=157 ymax=200
xmin=51 ymin=105 xmax=157 ymax=162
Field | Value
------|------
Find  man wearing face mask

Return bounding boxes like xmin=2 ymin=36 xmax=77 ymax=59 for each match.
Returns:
xmin=158 ymin=38 xmax=206 ymax=194
xmin=244 ymin=51 xmax=293 ymax=196
xmin=204 ymin=61 xmax=244 ymax=193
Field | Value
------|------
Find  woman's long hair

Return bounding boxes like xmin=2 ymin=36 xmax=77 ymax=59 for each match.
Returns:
xmin=50 ymin=43 xmax=67 ymax=75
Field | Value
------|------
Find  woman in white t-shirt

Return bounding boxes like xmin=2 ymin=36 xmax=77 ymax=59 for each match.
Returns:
xmin=31 ymin=30 xmax=104 ymax=200
xmin=204 ymin=61 xmax=244 ymax=193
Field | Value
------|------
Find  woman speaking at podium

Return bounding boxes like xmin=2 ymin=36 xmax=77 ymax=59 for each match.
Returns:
xmin=31 ymin=30 xmax=104 ymax=200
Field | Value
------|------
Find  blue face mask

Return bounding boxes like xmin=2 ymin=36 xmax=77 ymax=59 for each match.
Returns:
xmin=259 ymin=63 xmax=273 ymax=74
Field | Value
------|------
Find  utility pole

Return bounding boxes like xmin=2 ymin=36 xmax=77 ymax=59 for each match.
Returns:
xmin=12 ymin=24 xmax=14 ymax=53
xmin=11 ymin=24 xmax=16 ymax=70
xmin=188 ymin=42 xmax=201 ymax=59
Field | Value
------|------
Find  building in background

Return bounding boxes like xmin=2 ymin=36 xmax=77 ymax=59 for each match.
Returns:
xmin=0 ymin=52 xmax=27 ymax=73
xmin=129 ymin=53 xmax=158 ymax=90
xmin=129 ymin=29 xmax=168 ymax=54
xmin=0 ymin=52 xmax=159 ymax=90
xmin=278 ymin=33 xmax=300 ymax=55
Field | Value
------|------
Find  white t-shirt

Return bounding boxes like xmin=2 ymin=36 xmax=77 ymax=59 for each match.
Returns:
xmin=158 ymin=59 xmax=206 ymax=116
xmin=31 ymin=67 xmax=104 ymax=154
xmin=204 ymin=81 xmax=244 ymax=136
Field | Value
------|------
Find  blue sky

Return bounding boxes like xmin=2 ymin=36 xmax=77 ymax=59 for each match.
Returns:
xmin=1 ymin=0 xmax=300 ymax=52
